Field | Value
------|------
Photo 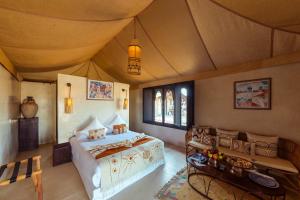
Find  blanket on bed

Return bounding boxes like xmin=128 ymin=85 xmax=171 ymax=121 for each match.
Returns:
xmin=91 ymin=137 xmax=154 ymax=159
xmin=97 ymin=136 xmax=164 ymax=193
xmin=77 ymin=131 xmax=165 ymax=196
xmin=88 ymin=133 xmax=153 ymax=159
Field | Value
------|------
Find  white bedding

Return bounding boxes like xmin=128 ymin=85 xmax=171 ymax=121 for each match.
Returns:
xmin=70 ymin=131 xmax=165 ymax=200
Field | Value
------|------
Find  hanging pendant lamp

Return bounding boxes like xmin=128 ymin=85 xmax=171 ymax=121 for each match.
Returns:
xmin=128 ymin=17 xmax=141 ymax=75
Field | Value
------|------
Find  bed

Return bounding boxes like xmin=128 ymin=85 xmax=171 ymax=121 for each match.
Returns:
xmin=70 ymin=130 xmax=165 ymax=200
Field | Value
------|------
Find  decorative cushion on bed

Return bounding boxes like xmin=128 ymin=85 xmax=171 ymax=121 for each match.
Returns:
xmin=246 ymin=132 xmax=279 ymax=158
xmin=230 ymin=139 xmax=251 ymax=155
xmin=88 ymin=128 xmax=106 ymax=140
xmin=105 ymin=114 xmax=127 ymax=133
xmin=76 ymin=117 xmax=107 ymax=140
xmin=112 ymin=124 xmax=127 ymax=134
xmin=216 ymin=128 xmax=239 ymax=148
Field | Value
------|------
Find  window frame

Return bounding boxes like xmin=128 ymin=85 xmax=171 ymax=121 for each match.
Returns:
xmin=153 ymin=89 xmax=163 ymax=124
xmin=163 ymin=87 xmax=175 ymax=125
xmin=143 ymin=81 xmax=194 ymax=130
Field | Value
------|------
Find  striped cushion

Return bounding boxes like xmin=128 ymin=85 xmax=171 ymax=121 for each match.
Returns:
xmin=246 ymin=132 xmax=278 ymax=158
xmin=216 ymin=128 xmax=239 ymax=148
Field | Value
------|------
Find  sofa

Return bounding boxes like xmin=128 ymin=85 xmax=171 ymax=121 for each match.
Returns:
xmin=185 ymin=127 xmax=300 ymax=190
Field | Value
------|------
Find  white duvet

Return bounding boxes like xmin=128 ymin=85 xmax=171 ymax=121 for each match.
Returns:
xmin=70 ymin=131 xmax=165 ymax=200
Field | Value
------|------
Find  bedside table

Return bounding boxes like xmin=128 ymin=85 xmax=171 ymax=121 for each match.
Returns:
xmin=53 ymin=142 xmax=72 ymax=166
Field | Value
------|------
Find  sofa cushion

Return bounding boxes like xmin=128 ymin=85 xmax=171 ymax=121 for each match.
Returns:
xmin=246 ymin=132 xmax=279 ymax=158
xmin=192 ymin=127 xmax=215 ymax=146
xmin=188 ymin=141 xmax=211 ymax=150
xmin=216 ymin=128 xmax=239 ymax=148
xmin=252 ymin=154 xmax=299 ymax=174
xmin=192 ymin=126 xmax=210 ymax=142
xmin=230 ymin=139 xmax=251 ymax=155
xmin=189 ymin=141 xmax=299 ymax=174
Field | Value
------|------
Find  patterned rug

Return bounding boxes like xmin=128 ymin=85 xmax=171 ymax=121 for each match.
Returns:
xmin=155 ymin=167 xmax=298 ymax=200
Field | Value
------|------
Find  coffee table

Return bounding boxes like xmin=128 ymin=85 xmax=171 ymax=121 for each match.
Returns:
xmin=187 ymin=155 xmax=286 ymax=200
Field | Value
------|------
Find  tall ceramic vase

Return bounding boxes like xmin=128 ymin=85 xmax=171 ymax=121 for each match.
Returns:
xmin=20 ymin=96 xmax=38 ymax=118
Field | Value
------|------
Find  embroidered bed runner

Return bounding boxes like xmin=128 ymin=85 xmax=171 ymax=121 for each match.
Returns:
xmin=89 ymin=134 xmax=154 ymax=159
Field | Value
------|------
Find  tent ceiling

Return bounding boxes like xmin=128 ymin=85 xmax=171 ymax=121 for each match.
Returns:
xmin=0 ymin=0 xmax=300 ymax=84
xmin=213 ymin=0 xmax=300 ymax=32
xmin=94 ymin=0 xmax=300 ymax=84
xmin=0 ymin=0 xmax=153 ymax=21
xmin=0 ymin=0 xmax=153 ymax=71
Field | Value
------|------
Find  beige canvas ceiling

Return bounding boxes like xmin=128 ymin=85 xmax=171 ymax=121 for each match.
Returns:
xmin=1 ymin=0 xmax=300 ymax=84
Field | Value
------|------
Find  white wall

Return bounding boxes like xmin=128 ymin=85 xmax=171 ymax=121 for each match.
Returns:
xmin=196 ymin=63 xmax=300 ymax=144
xmin=0 ymin=65 xmax=20 ymax=165
xmin=130 ymin=63 xmax=300 ymax=147
xmin=21 ymin=81 xmax=56 ymax=144
xmin=57 ymin=74 xmax=129 ymax=143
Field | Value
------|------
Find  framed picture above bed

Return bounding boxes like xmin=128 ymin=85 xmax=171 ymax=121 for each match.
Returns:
xmin=87 ymin=79 xmax=114 ymax=100
xmin=234 ymin=78 xmax=271 ymax=110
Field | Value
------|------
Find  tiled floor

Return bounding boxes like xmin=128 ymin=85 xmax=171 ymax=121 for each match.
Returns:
xmin=0 ymin=143 xmax=186 ymax=200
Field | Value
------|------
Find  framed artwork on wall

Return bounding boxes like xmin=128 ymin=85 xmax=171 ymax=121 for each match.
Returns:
xmin=87 ymin=79 xmax=114 ymax=100
xmin=234 ymin=78 xmax=271 ymax=110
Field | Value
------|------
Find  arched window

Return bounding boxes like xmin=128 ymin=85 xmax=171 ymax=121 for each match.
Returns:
xmin=143 ymin=81 xmax=194 ymax=129
xmin=154 ymin=90 xmax=162 ymax=122
xmin=181 ymin=88 xmax=187 ymax=126
xmin=164 ymin=90 xmax=174 ymax=124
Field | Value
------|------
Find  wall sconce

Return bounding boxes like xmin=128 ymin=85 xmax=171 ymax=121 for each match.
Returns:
xmin=122 ymin=89 xmax=128 ymax=110
xmin=64 ymin=83 xmax=73 ymax=113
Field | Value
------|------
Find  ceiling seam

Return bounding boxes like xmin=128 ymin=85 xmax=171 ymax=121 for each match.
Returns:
xmin=94 ymin=53 xmax=133 ymax=83
xmin=70 ymin=62 xmax=86 ymax=75
xmin=0 ymin=42 xmax=106 ymax=50
xmin=92 ymin=62 xmax=103 ymax=80
xmin=208 ymin=0 xmax=300 ymax=35
xmin=98 ymin=49 xmax=140 ymax=83
xmin=113 ymin=37 xmax=159 ymax=80
xmin=136 ymin=16 xmax=182 ymax=76
xmin=85 ymin=61 xmax=90 ymax=77
xmin=92 ymin=58 xmax=121 ymax=82
xmin=16 ymin=57 xmax=90 ymax=72
xmin=94 ymin=63 xmax=123 ymax=83
xmin=185 ymin=0 xmax=218 ymax=70
xmin=278 ymin=23 xmax=300 ymax=28
xmin=270 ymin=29 xmax=274 ymax=58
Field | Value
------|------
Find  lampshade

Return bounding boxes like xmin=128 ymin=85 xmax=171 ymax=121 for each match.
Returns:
xmin=65 ymin=83 xmax=73 ymax=113
xmin=128 ymin=39 xmax=141 ymax=75
xmin=123 ymin=98 xmax=128 ymax=110
xmin=64 ymin=97 xmax=73 ymax=113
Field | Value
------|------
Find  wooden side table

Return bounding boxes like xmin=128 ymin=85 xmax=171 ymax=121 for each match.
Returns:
xmin=53 ymin=142 xmax=72 ymax=166
xmin=18 ymin=117 xmax=39 ymax=152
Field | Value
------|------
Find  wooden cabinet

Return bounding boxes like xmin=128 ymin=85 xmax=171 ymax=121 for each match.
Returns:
xmin=18 ymin=117 xmax=39 ymax=151
xmin=53 ymin=142 xmax=72 ymax=166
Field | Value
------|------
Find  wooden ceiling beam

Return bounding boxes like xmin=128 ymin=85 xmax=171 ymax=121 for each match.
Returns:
xmin=0 ymin=49 xmax=20 ymax=80
xmin=131 ymin=50 xmax=300 ymax=89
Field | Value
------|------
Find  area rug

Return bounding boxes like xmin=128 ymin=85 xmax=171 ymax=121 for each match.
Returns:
xmin=155 ymin=167 xmax=298 ymax=200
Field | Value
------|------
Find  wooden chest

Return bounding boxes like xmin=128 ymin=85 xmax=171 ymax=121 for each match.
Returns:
xmin=53 ymin=142 xmax=72 ymax=166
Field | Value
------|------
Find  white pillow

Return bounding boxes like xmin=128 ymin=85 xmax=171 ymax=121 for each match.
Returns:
xmin=76 ymin=117 xmax=107 ymax=140
xmin=105 ymin=114 xmax=127 ymax=133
